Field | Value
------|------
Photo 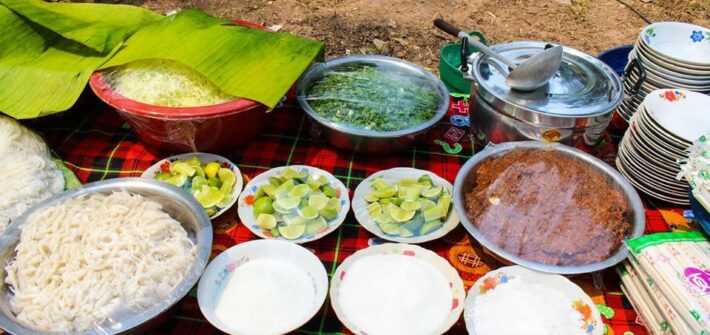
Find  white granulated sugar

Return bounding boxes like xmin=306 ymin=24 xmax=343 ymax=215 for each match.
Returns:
xmin=470 ymin=277 xmax=586 ymax=335
xmin=215 ymin=258 xmax=316 ymax=335
xmin=337 ymin=254 xmax=452 ymax=335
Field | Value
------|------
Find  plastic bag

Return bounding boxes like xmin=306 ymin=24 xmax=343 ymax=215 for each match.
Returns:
xmin=678 ymin=133 xmax=710 ymax=212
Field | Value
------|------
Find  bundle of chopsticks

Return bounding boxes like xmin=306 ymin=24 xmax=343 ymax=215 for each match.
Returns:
xmin=618 ymin=232 xmax=710 ymax=335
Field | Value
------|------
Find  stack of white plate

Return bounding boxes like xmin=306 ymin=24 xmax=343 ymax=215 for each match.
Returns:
xmin=616 ymin=89 xmax=710 ymax=205
xmin=616 ymin=22 xmax=710 ymax=122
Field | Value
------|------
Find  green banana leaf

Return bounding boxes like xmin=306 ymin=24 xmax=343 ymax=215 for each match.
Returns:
xmin=101 ymin=9 xmax=324 ymax=109
xmin=0 ymin=0 xmax=160 ymax=53
xmin=0 ymin=5 xmax=118 ymax=119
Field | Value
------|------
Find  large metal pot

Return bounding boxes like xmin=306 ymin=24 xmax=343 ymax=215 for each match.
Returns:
xmin=463 ymin=42 xmax=623 ymax=147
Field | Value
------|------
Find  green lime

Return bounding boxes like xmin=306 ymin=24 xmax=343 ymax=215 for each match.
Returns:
xmin=154 ymin=172 xmax=172 ymax=181
xmin=256 ymin=213 xmax=277 ymax=229
xmin=281 ymin=167 xmax=298 ymax=179
xmin=170 ymin=161 xmax=197 ymax=176
xmin=289 ymin=184 xmax=311 ymax=198
xmin=254 ymin=186 xmax=266 ymax=199
xmin=394 ymin=178 xmax=418 ymax=187
xmin=218 ymin=168 xmax=236 ymax=187
xmin=373 ymin=185 xmax=397 ymax=198
xmin=216 ymin=194 xmax=233 ymax=208
xmin=398 ymin=185 xmax=422 ymax=201
xmin=422 ymin=205 xmax=441 ymax=222
xmin=274 ymin=179 xmax=295 ymax=197
xmin=327 ymin=197 xmax=341 ymax=211
xmin=363 ymin=192 xmax=380 ymax=202
xmin=308 ymin=174 xmax=328 ymax=188
xmin=417 ymin=174 xmax=433 ymax=186
xmin=165 ymin=174 xmax=188 ymax=187
xmin=262 ymin=184 xmax=277 ymax=197
xmin=295 ymin=171 xmax=310 ymax=181
xmin=378 ymin=222 xmax=400 ymax=235
xmin=194 ymin=166 xmax=205 ymax=178
xmin=420 ymin=220 xmax=443 ymax=235
xmin=371 ymin=177 xmax=390 ymax=190
xmin=418 ymin=198 xmax=437 ymax=210
xmin=269 ymin=228 xmax=280 ymax=237
xmin=387 ymin=203 xmax=415 ymax=223
xmin=276 ymin=195 xmax=300 ymax=210
xmin=305 ymin=217 xmax=328 ymax=235
xmin=204 ymin=162 xmax=220 ymax=178
xmin=284 ymin=215 xmax=308 ymax=226
xmin=379 ymin=198 xmax=395 ymax=205
xmin=268 ymin=176 xmax=283 ymax=187
xmin=374 ymin=212 xmax=393 ymax=225
xmin=421 ymin=185 xmax=443 ymax=198
xmin=253 ymin=197 xmax=274 ymax=215
xmin=438 ymin=195 xmax=452 ymax=219
xmin=195 ymin=185 xmax=225 ymax=208
xmin=398 ymin=226 xmax=415 ymax=238
xmin=308 ymin=194 xmax=329 ymax=210
xmin=186 ymin=156 xmax=202 ymax=167
xmin=298 ymin=206 xmax=319 ymax=220
xmin=319 ymin=207 xmax=338 ymax=220
xmin=366 ymin=202 xmax=382 ymax=217
xmin=400 ymin=200 xmax=421 ymax=211
xmin=272 ymin=201 xmax=292 ymax=214
xmin=207 ymin=176 xmax=222 ymax=188
xmin=322 ymin=185 xmax=336 ymax=197
xmin=279 ymin=223 xmax=306 ymax=240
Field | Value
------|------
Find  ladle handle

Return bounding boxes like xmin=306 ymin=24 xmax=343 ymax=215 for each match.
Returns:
xmin=433 ymin=19 xmax=518 ymax=69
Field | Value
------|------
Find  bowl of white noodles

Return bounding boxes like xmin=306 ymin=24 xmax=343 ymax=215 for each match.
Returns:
xmin=0 ymin=177 xmax=213 ymax=335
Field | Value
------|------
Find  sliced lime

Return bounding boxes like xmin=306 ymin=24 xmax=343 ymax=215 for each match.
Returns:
xmin=418 ymin=198 xmax=437 ymax=210
xmin=387 ymin=203 xmax=415 ymax=223
xmin=281 ymin=167 xmax=298 ymax=179
xmin=378 ymin=222 xmax=400 ymax=235
xmin=254 ymin=186 xmax=266 ymax=199
xmin=398 ymin=226 xmax=414 ymax=238
xmin=195 ymin=185 xmax=225 ymax=208
xmin=262 ymin=184 xmax=277 ymax=197
xmin=366 ymin=202 xmax=382 ymax=217
xmin=272 ymin=201 xmax=292 ymax=214
xmin=297 ymin=206 xmax=319 ymax=220
xmin=256 ymin=214 xmax=277 ymax=229
xmin=268 ymin=176 xmax=283 ymax=187
xmin=207 ymin=176 xmax=222 ymax=188
xmin=327 ymin=197 xmax=341 ymax=211
xmin=319 ymin=207 xmax=338 ymax=220
xmin=165 ymin=174 xmax=188 ymax=187
xmin=191 ymin=176 xmax=208 ymax=190
xmin=186 ymin=156 xmax=202 ymax=167
xmin=204 ymin=162 xmax=220 ymax=178
xmin=371 ymin=177 xmax=390 ymax=191
xmin=422 ymin=205 xmax=441 ymax=222
xmin=373 ymin=185 xmax=397 ymax=198
xmin=253 ymin=197 xmax=274 ymax=215
xmin=154 ymin=172 xmax=172 ymax=181
xmin=421 ymin=185 xmax=443 ymax=198
xmin=170 ymin=162 xmax=197 ymax=177
xmin=363 ymin=192 xmax=380 ymax=203
xmin=205 ymin=207 xmax=217 ymax=217
xmin=400 ymin=200 xmax=421 ymax=211
xmin=218 ymin=168 xmax=236 ymax=187
xmin=274 ymin=179 xmax=295 ymax=197
xmin=295 ymin=171 xmax=310 ymax=181
xmin=420 ymin=220 xmax=443 ymax=235
xmin=284 ymin=215 xmax=308 ymax=226
xmin=289 ymin=184 xmax=311 ymax=198
xmin=402 ymin=215 xmax=424 ymax=233
xmin=417 ymin=174 xmax=433 ymax=186
xmin=194 ymin=166 xmax=205 ymax=178
xmin=276 ymin=195 xmax=300 ymax=210
xmin=269 ymin=228 xmax=280 ymax=237
xmin=438 ymin=195 xmax=452 ymax=219
xmin=305 ymin=217 xmax=328 ymax=235
xmin=308 ymin=193 xmax=329 ymax=210
xmin=398 ymin=185 xmax=422 ymax=202
xmin=394 ymin=178 xmax=418 ymax=187
xmin=321 ymin=185 xmax=336 ymax=197
xmin=279 ymin=223 xmax=306 ymax=240
xmin=374 ymin=212 xmax=393 ymax=225
xmin=379 ymin=197 xmax=396 ymax=205
xmin=216 ymin=194 xmax=233 ymax=208
xmin=307 ymin=174 xmax=328 ymax=189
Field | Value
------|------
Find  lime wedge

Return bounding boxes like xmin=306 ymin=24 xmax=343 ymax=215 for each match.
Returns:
xmin=327 ymin=197 xmax=341 ymax=211
xmin=204 ymin=162 xmax=221 ymax=178
xmin=378 ymin=221 xmax=400 ymax=235
xmin=438 ymin=195 xmax=452 ymax=219
xmin=398 ymin=185 xmax=422 ymax=202
xmin=319 ymin=207 xmax=338 ymax=220
xmin=253 ymin=197 xmax=274 ymax=215
xmin=373 ymin=185 xmax=397 ymax=198
xmin=297 ymin=206 xmax=319 ymax=220
xmin=191 ymin=175 xmax=208 ymax=191
xmin=289 ymin=184 xmax=311 ymax=198
xmin=398 ymin=226 xmax=414 ymax=237
xmin=195 ymin=185 xmax=225 ymax=208
xmin=366 ymin=202 xmax=382 ymax=217
xmin=256 ymin=213 xmax=277 ymax=229
xmin=418 ymin=198 xmax=437 ymax=210
xmin=400 ymin=200 xmax=421 ymax=211
xmin=194 ymin=166 xmax=205 ymax=178
xmin=274 ymin=179 xmax=295 ymax=197
xmin=279 ymin=223 xmax=306 ymax=240
xmin=254 ymin=186 xmax=266 ymax=199
xmin=321 ymin=185 xmax=336 ymax=197
xmin=374 ymin=212 xmax=393 ymax=225
xmin=170 ymin=162 xmax=196 ymax=177
xmin=218 ymin=168 xmax=236 ymax=187
xmin=281 ymin=167 xmax=298 ymax=179
xmin=154 ymin=172 xmax=172 ymax=181
xmin=276 ymin=195 xmax=300 ymax=210
xmin=305 ymin=217 xmax=328 ymax=235
xmin=422 ymin=205 xmax=441 ymax=222
xmin=268 ymin=176 xmax=284 ymax=187
xmin=417 ymin=174 xmax=433 ymax=186
xmin=272 ymin=201 xmax=292 ymax=214
xmin=165 ymin=174 xmax=188 ymax=187
xmin=394 ymin=178 xmax=418 ymax=187
xmin=262 ymin=184 xmax=277 ymax=197
xmin=295 ymin=171 xmax=310 ymax=181
xmin=308 ymin=194 xmax=329 ymax=210
xmin=207 ymin=176 xmax=222 ymax=188
xmin=205 ymin=207 xmax=217 ymax=217
xmin=387 ymin=203 xmax=415 ymax=223
xmin=363 ymin=192 xmax=380 ymax=202
xmin=220 ymin=183 xmax=233 ymax=195
xmin=186 ymin=156 xmax=202 ymax=167
xmin=284 ymin=215 xmax=308 ymax=226
xmin=371 ymin=177 xmax=390 ymax=190
xmin=379 ymin=198 xmax=395 ymax=205
xmin=307 ymin=174 xmax=329 ymax=189
xmin=269 ymin=228 xmax=280 ymax=237
xmin=216 ymin=194 xmax=233 ymax=208
xmin=420 ymin=220 xmax=443 ymax=235
xmin=421 ymin=185 xmax=443 ymax=198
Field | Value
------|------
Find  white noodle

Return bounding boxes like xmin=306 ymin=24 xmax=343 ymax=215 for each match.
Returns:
xmin=0 ymin=115 xmax=64 ymax=232
xmin=5 ymin=191 xmax=196 ymax=332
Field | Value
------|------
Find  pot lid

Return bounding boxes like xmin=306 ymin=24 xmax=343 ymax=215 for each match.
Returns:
xmin=470 ymin=42 xmax=623 ymax=121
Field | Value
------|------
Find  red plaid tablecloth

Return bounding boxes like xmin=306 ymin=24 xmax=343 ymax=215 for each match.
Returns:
xmin=26 ymin=94 xmax=695 ymax=335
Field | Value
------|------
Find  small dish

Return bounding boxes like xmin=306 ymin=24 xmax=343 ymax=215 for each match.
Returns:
xmin=197 ymin=239 xmax=328 ymax=335
xmin=464 ymin=265 xmax=603 ymax=335
xmin=639 ymin=22 xmax=710 ymax=66
xmin=643 ymin=89 xmax=709 ymax=143
xmin=330 ymin=243 xmax=465 ymax=335
xmin=142 ymin=152 xmax=243 ymax=219
xmin=352 ymin=167 xmax=459 ymax=243
xmin=237 ymin=165 xmax=350 ymax=243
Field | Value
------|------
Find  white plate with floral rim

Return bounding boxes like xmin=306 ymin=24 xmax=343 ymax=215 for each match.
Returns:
xmin=197 ymin=239 xmax=328 ymax=335
xmin=237 ymin=165 xmax=350 ymax=244
xmin=329 ymin=243 xmax=465 ymax=335
xmin=352 ymin=167 xmax=459 ymax=243
xmin=643 ymin=89 xmax=710 ymax=142
xmin=639 ymin=22 xmax=710 ymax=66
xmin=142 ymin=152 xmax=243 ymax=219
xmin=464 ymin=265 xmax=603 ymax=335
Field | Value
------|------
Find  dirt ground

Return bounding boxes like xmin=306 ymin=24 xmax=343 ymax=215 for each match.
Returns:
xmin=130 ymin=0 xmax=710 ymax=73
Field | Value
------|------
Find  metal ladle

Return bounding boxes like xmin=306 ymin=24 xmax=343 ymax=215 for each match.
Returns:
xmin=434 ymin=19 xmax=563 ymax=91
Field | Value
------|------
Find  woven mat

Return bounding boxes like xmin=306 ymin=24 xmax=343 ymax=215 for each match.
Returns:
xmin=23 ymin=94 xmax=694 ymax=335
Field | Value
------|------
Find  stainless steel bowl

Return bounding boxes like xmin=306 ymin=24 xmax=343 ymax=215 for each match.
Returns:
xmin=297 ymin=55 xmax=450 ymax=155
xmin=452 ymin=141 xmax=645 ymax=275
xmin=0 ymin=178 xmax=213 ymax=335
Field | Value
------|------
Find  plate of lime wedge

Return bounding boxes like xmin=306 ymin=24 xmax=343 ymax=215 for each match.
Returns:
xmin=352 ymin=167 xmax=459 ymax=243
xmin=142 ymin=152 xmax=243 ymax=219
xmin=237 ymin=165 xmax=350 ymax=243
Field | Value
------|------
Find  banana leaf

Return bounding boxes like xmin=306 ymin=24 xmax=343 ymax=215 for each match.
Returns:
xmin=0 ymin=0 xmax=160 ymax=53
xmin=101 ymin=9 xmax=324 ymax=109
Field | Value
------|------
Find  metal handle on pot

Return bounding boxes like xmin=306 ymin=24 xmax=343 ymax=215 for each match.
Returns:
xmin=622 ymin=58 xmax=646 ymax=97
xmin=460 ymin=36 xmax=470 ymax=73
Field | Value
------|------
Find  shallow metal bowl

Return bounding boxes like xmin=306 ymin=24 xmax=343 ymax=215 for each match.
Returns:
xmin=452 ymin=141 xmax=645 ymax=275
xmin=297 ymin=55 xmax=450 ymax=155
xmin=0 ymin=178 xmax=213 ymax=334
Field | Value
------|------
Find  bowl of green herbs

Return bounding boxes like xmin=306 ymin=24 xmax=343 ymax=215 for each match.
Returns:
xmin=297 ymin=55 xmax=449 ymax=154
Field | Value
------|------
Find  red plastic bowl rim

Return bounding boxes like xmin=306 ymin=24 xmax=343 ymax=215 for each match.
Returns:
xmin=88 ymin=20 xmax=269 ymax=119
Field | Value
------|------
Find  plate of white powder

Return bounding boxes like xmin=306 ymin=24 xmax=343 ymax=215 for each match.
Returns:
xmin=197 ymin=239 xmax=328 ymax=335
xmin=329 ymin=243 xmax=465 ymax=335
xmin=464 ymin=265 xmax=603 ymax=335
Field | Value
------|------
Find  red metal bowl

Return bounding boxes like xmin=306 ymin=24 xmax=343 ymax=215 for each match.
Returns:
xmin=89 ymin=20 xmax=271 ymax=153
